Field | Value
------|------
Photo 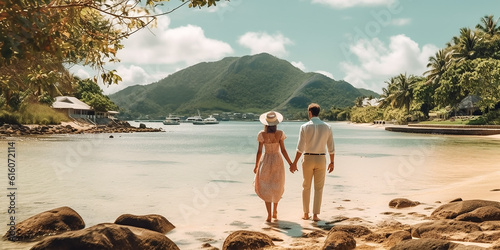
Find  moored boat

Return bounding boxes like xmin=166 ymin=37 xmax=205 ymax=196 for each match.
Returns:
xmin=203 ymin=115 xmax=219 ymax=125
xmin=163 ymin=114 xmax=181 ymax=125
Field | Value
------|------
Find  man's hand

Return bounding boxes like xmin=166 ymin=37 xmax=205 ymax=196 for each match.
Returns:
xmin=328 ymin=162 xmax=334 ymax=173
xmin=289 ymin=163 xmax=298 ymax=173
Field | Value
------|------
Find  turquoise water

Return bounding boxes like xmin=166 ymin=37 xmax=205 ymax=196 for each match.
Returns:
xmin=1 ymin=121 xmax=499 ymax=249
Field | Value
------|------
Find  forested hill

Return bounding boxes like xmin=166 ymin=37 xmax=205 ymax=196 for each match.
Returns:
xmin=110 ymin=53 xmax=378 ymax=119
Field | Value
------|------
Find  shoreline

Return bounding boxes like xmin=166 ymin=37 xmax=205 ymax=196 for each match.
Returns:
xmin=0 ymin=121 xmax=162 ymax=137
xmin=348 ymin=122 xmax=500 ymax=137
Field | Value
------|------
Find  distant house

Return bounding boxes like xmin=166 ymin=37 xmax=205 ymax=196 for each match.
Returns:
xmin=52 ymin=96 xmax=93 ymax=119
xmin=51 ymin=96 xmax=119 ymax=122
xmin=458 ymin=95 xmax=481 ymax=116
xmin=362 ymin=97 xmax=380 ymax=107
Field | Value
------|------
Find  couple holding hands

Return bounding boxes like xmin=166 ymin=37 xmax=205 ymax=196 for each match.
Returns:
xmin=254 ymin=103 xmax=335 ymax=222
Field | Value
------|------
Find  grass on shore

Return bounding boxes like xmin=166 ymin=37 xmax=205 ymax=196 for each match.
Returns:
xmin=418 ymin=120 xmax=470 ymax=125
xmin=0 ymin=103 xmax=69 ymax=125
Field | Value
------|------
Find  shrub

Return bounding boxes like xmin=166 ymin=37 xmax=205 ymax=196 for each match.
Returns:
xmin=15 ymin=103 xmax=69 ymax=124
xmin=0 ymin=111 xmax=20 ymax=125
xmin=350 ymin=106 xmax=382 ymax=123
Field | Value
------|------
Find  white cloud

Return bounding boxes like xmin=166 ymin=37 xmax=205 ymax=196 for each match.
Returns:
xmin=100 ymin=65 xmax=170 ymax=95
xmin=238 ymin=32 xmax=293 ymax=57
xmin=315 ymin=70 xmax=335 ymax=79
xmin=118 ymin=16 xmax=233 ymax=66
xmin=291 ymin=61 xmax=306 ymax=71
xmin=73 ymin=68 xmax=90 ymax=80
xmin=391 ymin=18 xmax=411 ymax=26
xmin=340 ymin=34 xmax=438 ymax=92
xmin=312 ymin=0 xmax=395 ymax=9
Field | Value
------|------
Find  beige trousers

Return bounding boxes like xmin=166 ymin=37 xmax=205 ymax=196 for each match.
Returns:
xmin=301 ymin=155 xmax=326 ymax=214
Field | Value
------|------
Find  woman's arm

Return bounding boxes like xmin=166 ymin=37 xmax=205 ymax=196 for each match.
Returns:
xmin=254 ymin=142 xmax=263 ymax=174
xmin=279 ymin=139 xmax=292 ymax=166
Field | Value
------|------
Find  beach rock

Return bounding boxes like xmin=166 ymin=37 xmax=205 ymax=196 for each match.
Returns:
xmin=114 ymin=214 xmax=175 ymax=234
xmin=139 ymin=123 xmax=146 ymax=129
xmin=480 ymin=221 xmax=500 ymax=231
xmin=3 ymin=206 xmax=84 ymax=241
xmin=455 ymin=206 xmax=500 ymax=222
xmin=328 ymin=225 xmax=372 ymax=237
xmin=389 ymin=198 xmax=420 ymax=209
xmin=384 ymin=231 xmax=412 ymax=248
xmin=431 ymin=200 xmax=500 ymax=220
xmin=390 ymin=238 xmax=459 ymax=250
xmin=30 ymin=223 xmax=179 ymax=250
xmin=411 ymin=220 xmax=482 ymax=241
xmin=492 ymin=239 xmax=500 ymax=249
xmin=322 ymin=231 xmax=356 ymax=250
xmin=222 ymin=230 xmax=274 ymax=250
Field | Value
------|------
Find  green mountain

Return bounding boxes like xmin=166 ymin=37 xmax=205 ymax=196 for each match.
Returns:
xmin=110 ymin=53 xmax=370 ymax=119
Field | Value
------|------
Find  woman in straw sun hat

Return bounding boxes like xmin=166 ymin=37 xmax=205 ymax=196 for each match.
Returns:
xmin=254 ymin=111 xmax=292 ymax=222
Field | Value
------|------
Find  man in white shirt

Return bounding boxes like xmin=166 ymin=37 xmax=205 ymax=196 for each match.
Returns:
xmin=290 ymin=103 xmax=335 ymax=221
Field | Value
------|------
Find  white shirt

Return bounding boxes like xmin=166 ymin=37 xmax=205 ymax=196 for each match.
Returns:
xmin=296 ymin=117 xmax=335 ymax=154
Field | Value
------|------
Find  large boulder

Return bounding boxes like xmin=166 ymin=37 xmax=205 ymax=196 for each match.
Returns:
xmin=390 ymin=238 xmax=459 ymax=250
xmin=30 ymin=223 xmax=179 ymax=250
xmin=389 ymin=198 xmax=420 ymax=209
xmin=222 ymin=230 xmax=274 ymax=250
xmin=328 ymin=225 xmax=372 ymax=238
xmin=455 ymin=206 xmax=500 ymax=222
xmin=411 ymin=220 xmax=482 ymax=241
xmin=3 ymin=206 xmax=84 ymax=241
xmin=431 ymin=200 xmax=500 ymax=220
xmin=114 ymin=214 xmax=175 ymax=234
xmin=384 ymin=230 xmax=412 ymax=248
xmin=322 ymin=231 xmax=356 ymax=250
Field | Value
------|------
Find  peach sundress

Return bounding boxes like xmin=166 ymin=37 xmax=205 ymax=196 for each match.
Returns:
xmin=254 ymin=130 xmax=286 ymax=203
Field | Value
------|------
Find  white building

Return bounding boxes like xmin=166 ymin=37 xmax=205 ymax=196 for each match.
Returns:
xmin=51 ymin=96 xmax=118 ymax=122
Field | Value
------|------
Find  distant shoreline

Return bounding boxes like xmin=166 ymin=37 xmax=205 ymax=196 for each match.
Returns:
xmin=0 ymin=121 xmax=162 ymax=137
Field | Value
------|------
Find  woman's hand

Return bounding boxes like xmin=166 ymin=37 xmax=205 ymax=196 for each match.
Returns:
xmin=253 ymin=166 xmax=258 ymax=174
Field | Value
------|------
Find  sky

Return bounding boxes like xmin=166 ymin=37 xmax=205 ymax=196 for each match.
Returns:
xmin=72 ymin=0 xmax=500 ymax=95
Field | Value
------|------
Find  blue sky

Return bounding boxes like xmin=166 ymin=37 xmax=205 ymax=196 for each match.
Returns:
xmin=73 ymin=0 xmax=500 ymax=95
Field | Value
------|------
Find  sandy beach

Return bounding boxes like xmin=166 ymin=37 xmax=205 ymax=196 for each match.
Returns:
xmin=2 ymin=121 xmax=500 ymax=249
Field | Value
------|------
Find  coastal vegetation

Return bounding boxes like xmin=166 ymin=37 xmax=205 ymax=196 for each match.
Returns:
xmin=350 ymin=15 xmax=500 ymax=125
xmin=0 ymin=0 xmax=219 ymax=125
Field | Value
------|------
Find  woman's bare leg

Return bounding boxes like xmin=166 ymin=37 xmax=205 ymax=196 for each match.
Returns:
xmin=265 ymin=202 xmax=272 ymax=222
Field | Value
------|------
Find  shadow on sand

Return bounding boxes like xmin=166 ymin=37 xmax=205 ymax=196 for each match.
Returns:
xmin=263 ymin=220 xmax=304 ymax=237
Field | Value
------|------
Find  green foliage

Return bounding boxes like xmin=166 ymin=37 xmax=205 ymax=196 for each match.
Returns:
xmin=323 ymin=106 xmax=351 ymax=121
xmin=383 ymin=108 xmax=408 ymax=124
xmin=0 ymin=110 xmax=20 ymax=125
xmin=75 ymin=79 xmax=118 ymax=112
xmin=461 ymin=58 xmax=500 ymax=111
xmin=110 ymin=53 xmax=367 ymax=119
xmin=350 ymin=106 xmax=382 ymax=123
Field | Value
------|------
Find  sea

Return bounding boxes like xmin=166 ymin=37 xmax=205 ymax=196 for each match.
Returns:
xmin=1 ymin=121 xmax=500 ymax=249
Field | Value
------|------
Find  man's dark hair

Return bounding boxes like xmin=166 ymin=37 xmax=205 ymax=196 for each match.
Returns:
xmin=308 ymin=103 xmax=321 ymax=116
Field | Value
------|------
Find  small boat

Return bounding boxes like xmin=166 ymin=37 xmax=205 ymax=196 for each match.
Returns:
xmin=203 ymin=115 xmax=219 ymax=125
xmin=193 ymin=120 xmax=206 ymax=125
xmin=184 ymin=110 xmax=203 ymax=123
xmin=163 ymin=114 xmax=180 ymax=125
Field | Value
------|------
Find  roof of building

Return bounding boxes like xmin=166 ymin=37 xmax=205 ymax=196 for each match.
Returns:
xmin=458 ymin=95 xmax=481 ymax=110
xmin=52 ymin=96 xmax=92 ymax=110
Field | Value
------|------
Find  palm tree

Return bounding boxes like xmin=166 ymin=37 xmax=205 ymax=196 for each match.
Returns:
xmin=454 ymin=27 xmax=480 ymax=61
xmin=387 ymin=73 xmax=419 ymax=115
xmin=354 ymin=96 xmax=365 ymax=107
xmin=378 ymin=79 xmax=395 ymax=109
xmin=424 ymin=49 xmax=453 ymax=85
xmin=476 ymin=15 xmax=500 ymax=36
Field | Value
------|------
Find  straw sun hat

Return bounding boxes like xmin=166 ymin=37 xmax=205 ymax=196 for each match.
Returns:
xmin=259 ymin=111 xmax=283 ymax=126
